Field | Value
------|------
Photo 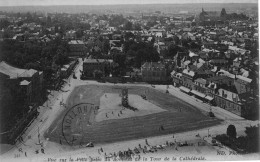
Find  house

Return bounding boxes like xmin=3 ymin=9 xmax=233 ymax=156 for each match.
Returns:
xmin=209 ymin=59 xmax=229 ymax=67
xmin=174 ymin=51 xmax=188 ymax=67
xmin=214 ymin=86 xmax=243 ymax=116
xmin=193 ymin=78 xmax=207 ymax=94
xmin=234 ymin=75 xmax=253 ymax=94
xmin=233 ymin=57 xmax=241 ymax=67
xmin=141 ymin=62 xmax=167 ymax=82
xmin=191 ymin=78 xmax=214 ymax=101
xmin=171 ymin=70 xmax=182 ymax=87
xmin=181 ymin=69 xmax=196 ymax=90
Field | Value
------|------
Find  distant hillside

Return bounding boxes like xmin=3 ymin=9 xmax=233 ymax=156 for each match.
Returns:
xmin=0 ymin=3 xmax=257 ymax=16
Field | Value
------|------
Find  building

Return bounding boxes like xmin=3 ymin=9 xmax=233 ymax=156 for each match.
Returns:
xmin=68 ymin=40 xmax=87 ymax=57
xmin=171 ymin=70 xmax=183 ymax=87
xmin=234 ymin=75 xmax=253 ymax=94
xmin=181 ymin=69 xmax=196 ymax=89
xmin=0 ymin=61 xmax=44 ymax=104
xmin=83 ymin=59 xmax=112 ymax=78
xmin=141 ymin=62 xmax=167 ymax=82
xmin=205 ymin=75 xmax=257 ymax=117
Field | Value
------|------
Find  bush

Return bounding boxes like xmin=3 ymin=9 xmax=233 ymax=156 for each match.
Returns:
xmin=227 ymin=124 xmax=237 ymax=139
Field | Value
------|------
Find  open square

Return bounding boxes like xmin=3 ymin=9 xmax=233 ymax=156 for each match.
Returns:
xmin=45 ymin=85 xmax=221 ymax=146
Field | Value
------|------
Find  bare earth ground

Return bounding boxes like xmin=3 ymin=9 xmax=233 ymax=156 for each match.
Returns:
xmin=44 ymin=85 xmax=221 ymax=146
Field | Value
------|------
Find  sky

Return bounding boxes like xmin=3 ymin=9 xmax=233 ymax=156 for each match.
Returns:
xmin=0 ymin=0 xmax=258 ymax=6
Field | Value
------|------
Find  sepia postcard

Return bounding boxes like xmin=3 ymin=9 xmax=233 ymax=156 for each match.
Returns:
xmin=0 ymin=0 xmax=259 ymax=162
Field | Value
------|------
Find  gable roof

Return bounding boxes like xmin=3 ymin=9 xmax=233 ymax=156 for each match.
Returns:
xmin=195 ymin=78 xmax=207 ymax=85
xmin=182 ymin=69 xmax=195 ymax=77
xmin=20 ymin=80 xmax=30 ymax=85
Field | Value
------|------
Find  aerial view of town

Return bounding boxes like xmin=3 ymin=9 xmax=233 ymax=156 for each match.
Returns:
xmin=0 ymin=0 xmax=259 ymax=161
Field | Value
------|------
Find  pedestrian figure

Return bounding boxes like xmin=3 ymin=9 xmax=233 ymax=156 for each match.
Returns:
xmin=41 ymin=148 xmax=45 ymax=154
xmin=25 ymin=152 xmax=27 ymax=157
xmin=139 ymin=144 xmax=142 ymax=149
xmin=118 ymin=113 xmax=120 ymax=117
xmin=173 ymin=135 xmax=174 ymax=138
xmin=106 ymin=113 xmax=108 ymax=118
xmin=112 ymin=111 xmax=114 ymax=115
xmin=18 ymin=148 xmax=23 ymax=153
xmin=145 ymin=139 xmax=149 ymax=146
xmin=98 ymin=149 xmax=100 ymax=154
xmin=159 ymin=125 xmax=164 ymax=131
xmin=120 ymin=110 xmax=122 ymax=114
xmin=100 ymin=147 xmax=103 ymax=152
xmin=35 ymin=150 xmax=39 ymax=154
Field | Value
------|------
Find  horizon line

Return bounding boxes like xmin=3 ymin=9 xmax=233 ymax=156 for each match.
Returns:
xmin=0 ymin=2 xmax=258 ymax=7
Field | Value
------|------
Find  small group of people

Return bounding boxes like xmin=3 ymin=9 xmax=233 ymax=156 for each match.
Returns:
xmin=106 ymin=109 xmax=124 ymax=118
xmin=104 ymin=137 xmax=180 ymax=161
xmin=35 ymin=148 xmax=45 ymax=154
xmin=104 ymin=148 xmax=135 ymax=161
xmin=97 ymin=147 xmax=103 ymax=154
xmin=159 ymin=125 xmax=165 ymax=131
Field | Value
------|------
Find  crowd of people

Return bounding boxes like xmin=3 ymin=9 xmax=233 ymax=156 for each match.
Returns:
xmin=98 ymin=136 xmax=195 ymax=161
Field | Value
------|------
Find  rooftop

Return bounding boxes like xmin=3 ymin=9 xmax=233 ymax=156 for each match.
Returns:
xmin=69 ymin=40 xmax=84 ymax=45
xmin=20 ymin=80 xmax=30 ymax=85
xmin=84 ymin=59 xmax=113 ymax=63
xmin=0 ymin=61 xmax=26 ymax=79
xmin=195 ymin=78 xmax=207 ymax=85
xmin=182 ymin=69 xmax=195 ymax=77
xmin=142 ymin=62 xmax=165 ymax=69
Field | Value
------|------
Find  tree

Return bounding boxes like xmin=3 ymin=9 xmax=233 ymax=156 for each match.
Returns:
xmin=109 ymin=14 xmax=127 ymax=27
xmin=134 ymin=23 xmax=142 ymax=31
xmin=227 ymin=124 xmax=237 ymax=139
xmin=126 ymin=49 xmax=136 ymax=57
xmin=102 ymin=39 xmax=110 ymax=54
xmin=113 ymin=53 xmax=126 ymax=68
xmin=220 ymin=8 xmax=227 ymax=18
xmin=75 ymin=29 xmax=84 ymax=39
xmin=124 ymin=21 xmax=133 ymax=30
xmin=146 ymin=21 xmax=157 ymax=28
xmin=124 ymin=32 xmax=135 ymax=40
xmin=0 ymin=19 xmax=10 ymax=29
